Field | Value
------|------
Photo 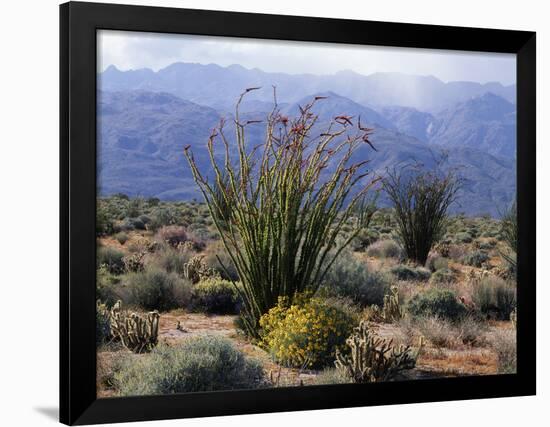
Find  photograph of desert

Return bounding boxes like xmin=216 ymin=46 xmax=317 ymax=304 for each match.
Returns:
xmin=95 ymin=31 xmax=517 ymax=397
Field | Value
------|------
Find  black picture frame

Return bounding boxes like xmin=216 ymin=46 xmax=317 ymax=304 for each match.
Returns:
xmin=60 ymin=1 xmax=536 ymax=425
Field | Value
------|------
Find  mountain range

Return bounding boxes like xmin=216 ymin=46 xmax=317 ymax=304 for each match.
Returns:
xmin=100 ymin=63 xmax=515 ymax=113
xmin=97 ymin=69 xmax=517 ymax=216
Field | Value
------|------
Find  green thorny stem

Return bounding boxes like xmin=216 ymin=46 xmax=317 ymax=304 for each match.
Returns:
xmin=184 ymin=87 xmax=379 ymax=337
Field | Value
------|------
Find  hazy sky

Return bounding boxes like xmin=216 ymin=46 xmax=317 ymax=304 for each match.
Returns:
xmin=98 ymin=30 xmax=516 ymax=85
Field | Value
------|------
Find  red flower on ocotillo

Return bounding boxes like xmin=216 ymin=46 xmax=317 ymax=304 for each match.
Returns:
xmin=335 ymin=115 xmax=353 ymax=125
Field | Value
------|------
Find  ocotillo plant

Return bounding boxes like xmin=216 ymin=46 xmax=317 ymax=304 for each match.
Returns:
xmin=184 ymin=88 xmax=378 ymax=337
xmin=499 ymin=200 xmax=517 ymax=274
xmin=382 ymin=162 xmax=460 ymax=266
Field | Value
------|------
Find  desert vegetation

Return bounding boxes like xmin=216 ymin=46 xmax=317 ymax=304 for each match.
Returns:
xmin=96 ymin=92 xmax=517 ymax=397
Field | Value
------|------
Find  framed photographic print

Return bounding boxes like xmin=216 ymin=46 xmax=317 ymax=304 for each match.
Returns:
xmin=60 ymin=1 xmax=536 ymax=425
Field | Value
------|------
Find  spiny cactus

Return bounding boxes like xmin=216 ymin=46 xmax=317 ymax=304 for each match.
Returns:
xmin=434 ymin=242 xmax=451 ymax=258
xmin=381 ymin=286 xmax=402 ymax=322
xmin=365 ymin=286 xmax=402 ymax=323
xmin=183 ymin=254 xmax=217 ymax=283
xmin=123 ymin=251 xmax=146 ymax=272
xmin=109 ymin=300 xmax=160 ymax=353
xmin=335 ymin=320 xmax=422 ymax=383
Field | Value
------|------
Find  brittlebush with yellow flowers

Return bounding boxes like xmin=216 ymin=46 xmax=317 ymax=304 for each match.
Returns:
xmin=259 ymin=294 xmax=357 ymax=369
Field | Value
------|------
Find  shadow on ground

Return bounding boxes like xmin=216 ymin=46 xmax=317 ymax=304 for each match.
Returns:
xmin=34 ymin=407 xmax=58 ymax=422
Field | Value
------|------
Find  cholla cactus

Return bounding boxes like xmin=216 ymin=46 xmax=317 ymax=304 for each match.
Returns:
xmin=335 ymin=321 xmax=422 ymax=383
xmin=364 ymin=287 xmax=402 ymax=323
xmin=381 ymin=286 xmax=403 ymax=322
xmin=434 ymin=242 xmax=451 ymax=258
xmin=183 ymin=255 xmax=218 ymax=283
xmin=184 ymin=88 xmax=379 ymax=337
xmin=123 ymin=251 xmax=145 ymax=272
xmin=109 ymin=301 xmax=160 ymax=353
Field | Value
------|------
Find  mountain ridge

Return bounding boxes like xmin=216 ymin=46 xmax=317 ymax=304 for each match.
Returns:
xmin=97 ymin=89 xmax=516 ymax=216
xmin=99 ymin=62 xmax=516 ymax=113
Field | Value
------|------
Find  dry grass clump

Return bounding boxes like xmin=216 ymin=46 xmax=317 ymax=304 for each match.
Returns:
xmin=366 ymin=239 xmax=403 ymax=259
xmin=398 ymin=315 xmax=487 ymax=350
xmin=488 ymin=328 xmax=517 ymax=373
xmin=472 ymin=276 xmax=516 ymax=320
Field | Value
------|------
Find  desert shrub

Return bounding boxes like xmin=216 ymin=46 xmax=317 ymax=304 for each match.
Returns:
xmin=115 ymin=232 xmax=129 ymax=245
xmin=407 ymin=289 xmax=467 ymax=321
xmin=96 ymin=302 xmax=111 ymax=346
xmin=122 ymin=267 xmax=192 ymax=311
xmin=425 ymin=254 xmax=449 ymax=272
xmin=202 ymin=241 xmax=239 ymax=281
xmin=350 ymin=228 xmax=380 ymax=251
xmin=259 ymin=295 xmax=358 ymax=368
xmin=155 ymin=226 xmax=188 ymax=248
xmin=489 ymin=329 xmax=517 ymax=373
xmin=366 ymin=239 xmax=403 ymax=259
xmin=429 ymin=267 xmax=457 ymax=285
xmin=130 ymin=217 xmax=146 ymax=231
xmin=185 ymin=92 xmax=378 ymax=337
xmin=382 ymin=164 xmax=460 ymax=265
xmin=446 ymin=245 xmax=465 ymax=261
xmin=97 ymin=205 xmax=115 ymax=235
xmin=114 ymin=336 xmax=264 ymax=396
xmin=413 ymin=316 xmax=457 ymax=348
xmin=146 ymin=197 xmax=160 ymax=207
xmin=147 ymin=246 xmax=193 ymax=276
xmin=455 ymin=232 xmax=473 ymax=243
xmin=322 ymin=251 xmax=389 ymax=306
xmin=97 ymin=246 xmax=125 ymax=274
xmin=413 ymin=315 xmax=486 ymax=348
xmin=472 ymin=276 xmax=516 ymax=320
xmin=390 ymin=264 xmax=431 ymax=282
xmin=139 ymin=214 xmax=152 ymax=225
xmin=113 ymin=218 xmax=135 ymax=233
xmin=96 ymin=266 xmax=122 ymax=306
xmin=313 ymin=368 xmax=351 ymax=385
xmin=148 ymin=207 xmax=179 ymax=231
xmin=191 ymin=277 xmax=241 ymax=314
xmin=476 ymin=239 xmax=496 ymax=250
xmin=462 ymin=250 xmax=489 ymax=267
xmin=456 ymin=315 xmax=488 ymax=347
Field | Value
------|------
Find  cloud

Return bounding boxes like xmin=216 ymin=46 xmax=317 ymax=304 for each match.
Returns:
xmin=97 ymin=30 xmax=516 ymax=85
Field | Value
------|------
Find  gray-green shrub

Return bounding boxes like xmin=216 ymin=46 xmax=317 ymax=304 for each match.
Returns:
xmin=429 ymin=268 xmax=456 ymax=284
xmin=122 ymin=267 xmax=192 ymax=311
xmin=114 ymin=336 xmax=264 ymax=395
xmin=147 ymin=245 xmax=193 ymax=276
xmin=390 ymin=265 xmax=431 ymax=282
xmin=115 ymin=232 xmax=129 ymax=245
xmin=462 ymin=250 xmax=489 ymax=267
xmin=322 ymin=251 xmax=389 ymax=306
xmin=191 ymin=278 xmax=242 ymax=314
xmin=366 ymin=239 xmax=403 ymax=259
xmin=472 ymin=276 xmax=516 ymax=320
xmin=97 ymin=246 xmax=125 ymax=274
xmin=407 ymin=289 xmax=467 ymax=320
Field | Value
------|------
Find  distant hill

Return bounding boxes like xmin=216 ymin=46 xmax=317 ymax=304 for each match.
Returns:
xmin=380 ymin=106 xmax=434 ymax=142
xmin=99 ymin=63 xmax=516 ymax=113
xmin=98 ymin=89 xmax=516 ymax=216
xmin=428 ymin=92 xmax=517 ymax=158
